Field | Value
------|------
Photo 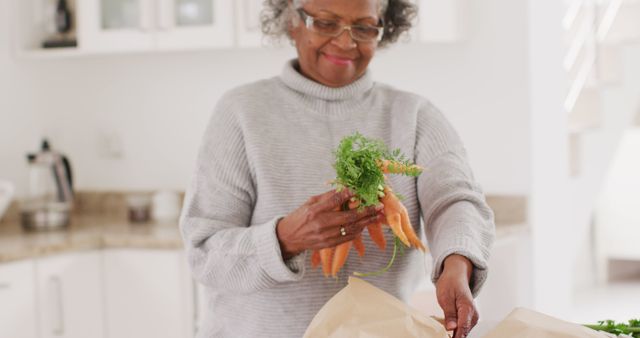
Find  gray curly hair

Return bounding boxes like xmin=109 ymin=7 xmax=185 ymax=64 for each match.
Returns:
xmin=260 ymin=0 xmax=417 ymax=48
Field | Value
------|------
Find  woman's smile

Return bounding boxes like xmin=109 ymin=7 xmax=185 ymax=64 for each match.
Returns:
xmin=323 ymin=53 xmax=354 ymax=66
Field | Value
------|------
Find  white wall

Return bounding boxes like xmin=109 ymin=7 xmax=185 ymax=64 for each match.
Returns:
xmin=0 ymin=0 xmax=49 ymax=195
xmin=597 ymin=128 xmax=640 ymax=260
xmin=0 ymin=0 xmax=530 ymax=198
xmin=526 ymin=0 xmax=573 ymax=316
xmin=572 ymin=44 xmax=640 ymax=289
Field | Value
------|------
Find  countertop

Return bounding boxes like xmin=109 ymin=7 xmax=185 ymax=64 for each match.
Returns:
xmin=0 ymin=214 xmax=528 ymax=264
xmin=0 ymin=215 xmax=183 ymax=263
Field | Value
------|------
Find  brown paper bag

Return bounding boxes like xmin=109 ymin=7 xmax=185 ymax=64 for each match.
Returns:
xmin=483 ymin=308 xmax=609 ymax=338
xmin=303 ymin=277 xmax=449 ymax=338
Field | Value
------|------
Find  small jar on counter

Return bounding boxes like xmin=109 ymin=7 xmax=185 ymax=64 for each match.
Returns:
xmin=126 ymin=194 xmax=151 ymax=223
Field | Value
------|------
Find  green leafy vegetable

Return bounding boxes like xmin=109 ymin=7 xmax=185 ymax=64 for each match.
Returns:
xmin=333 ymin=132 xmax=420 ymax=208
xmin=584 ymin=319 xmax=640 ymax=337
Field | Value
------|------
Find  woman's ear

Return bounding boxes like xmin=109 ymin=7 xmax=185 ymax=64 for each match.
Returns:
xmin=287 ymin=13 xmax=299 ymax=39
xmin=288 ymin=19 xmax=302 ymax=44
xmin=288 ymin=23 xmax=296 ymax=39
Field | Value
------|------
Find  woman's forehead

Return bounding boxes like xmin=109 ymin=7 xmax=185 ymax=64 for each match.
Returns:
xmin=302 ymin=0 xmax=381 ymax=18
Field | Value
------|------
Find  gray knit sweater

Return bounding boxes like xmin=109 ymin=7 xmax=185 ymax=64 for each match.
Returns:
xmin=180 ymin=60 xmax=495 ymax=338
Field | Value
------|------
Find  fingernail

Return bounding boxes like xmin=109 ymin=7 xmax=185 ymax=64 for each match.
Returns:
xmin=446 ymin=321 xmax=457 ymax=330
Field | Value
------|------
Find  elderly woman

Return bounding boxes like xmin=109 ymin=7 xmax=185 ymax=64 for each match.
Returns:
xmin=180 ymin=0 xmax=495 ymax=337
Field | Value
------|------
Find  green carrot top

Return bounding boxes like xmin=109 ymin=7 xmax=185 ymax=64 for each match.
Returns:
xmin=585 ymin=319 xmax=640 ymax=337
xmin=333 ymin=132 xmax=422 ymax=208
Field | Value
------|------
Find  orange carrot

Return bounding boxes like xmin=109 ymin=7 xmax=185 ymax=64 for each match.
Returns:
xmin=381 ymin=186 xmax=410 ymax=246
xmin=311 ymin=249 xmax=321 ymax=268
xmin=384 ymin=188 xmax=424 ymax=249
xmin=387 ymin=213 xmax=409 ymax=246
xmin=330 ymin=201 xmax=361 ymax=276
xmin=367 ymin=222 xmax=387 ymax=251
xmin=316 ymin=206 xmax=342 ymax=276
xmin=384 ymin=186 xmax=426 ymax=251
xmin=377 ymin=159 xmax=423 ymax=175
xmin=319 ymin=247 xmax=334 ymax=277
xmin=399 ymin=204 xmax=426 ymax=251
xmin=331 ymin=241 xmax=352 ymax=277
xmin=353 ymin=233 xmax=365 ymax=257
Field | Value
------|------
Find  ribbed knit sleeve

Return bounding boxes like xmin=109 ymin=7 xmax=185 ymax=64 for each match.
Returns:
xmin=415 ymin=101 xmax=495 ymax=297
xmin=179 ymin=96 xmax=305 ymax=294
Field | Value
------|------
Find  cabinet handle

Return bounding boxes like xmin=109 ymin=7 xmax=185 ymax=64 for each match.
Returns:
xmin=49 ymin=276 xmax=65 ymax=336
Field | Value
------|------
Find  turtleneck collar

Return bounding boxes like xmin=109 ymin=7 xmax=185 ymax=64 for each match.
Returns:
xmin=279 ymin=59 xmax=374 ymax=102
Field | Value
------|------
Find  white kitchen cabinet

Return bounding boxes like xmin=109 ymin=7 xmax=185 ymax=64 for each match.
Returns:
xmin=35 ymin=251 xmax=104 ymax=338
xmin=103 ymin=249 xmax=191 ymax=338
xmin=235 ymin=0 xmax=264 ymax=47
xmin=0 ymin=260 xmax=39 ymax=338
xmin=155 ymin=0 xmax=233 ymax=50
xmin=475 ymin=228 xmax=533 ymax=322
xmin=77 ymin=0 xmax=155 ymax=52
xmin=77 ymin=0 xmax=232 ymax=52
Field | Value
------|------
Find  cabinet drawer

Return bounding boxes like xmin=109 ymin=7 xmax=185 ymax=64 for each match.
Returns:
xmin=35 ymin=251 xmax=104 ymax=338
xmin=0 ymin=260 xmax=38 ymax=338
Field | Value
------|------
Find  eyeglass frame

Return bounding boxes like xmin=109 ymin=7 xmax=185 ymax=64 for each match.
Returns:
xmin=296 ymin=9 xmax=385 ymax=43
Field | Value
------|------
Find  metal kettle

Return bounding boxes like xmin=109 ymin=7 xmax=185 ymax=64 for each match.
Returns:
xmin=21 ymin=139 xmax=74 ymax=230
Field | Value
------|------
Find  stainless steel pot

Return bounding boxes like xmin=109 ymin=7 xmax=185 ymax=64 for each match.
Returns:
xmin=21 ymin=201 xmax=71 ymax=230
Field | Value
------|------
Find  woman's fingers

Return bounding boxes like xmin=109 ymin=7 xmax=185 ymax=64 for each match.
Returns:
xmin=436 ymin=256 xmax=478 ymax=338
xmin=454 ymin=299 xmax=478 ymax=338
xmin=323 ymin=204 xmax=383 ymax=228
xmin=333 ymin=213 xmax=384 ymax=243
xmin=308 ymin=188 xmax=381 ymax=232
xmin=311 ymin=213 xmax=384 ymax=249
xmin=313 ymin=188 xmax=354 ymax=211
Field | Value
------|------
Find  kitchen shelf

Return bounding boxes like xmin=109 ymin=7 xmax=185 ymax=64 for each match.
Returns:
xmin=13 ymin=0 xmax=468 ymax=59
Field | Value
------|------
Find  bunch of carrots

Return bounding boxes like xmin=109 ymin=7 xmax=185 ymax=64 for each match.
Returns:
xmin=310 ymin=132 xmax=427 ymax=278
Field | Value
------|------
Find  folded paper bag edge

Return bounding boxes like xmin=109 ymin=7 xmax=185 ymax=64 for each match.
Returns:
xmin=482 ymin=307 xmax=611 ymax=338
xmin=303 ymin=277 xmax=449 ymax=338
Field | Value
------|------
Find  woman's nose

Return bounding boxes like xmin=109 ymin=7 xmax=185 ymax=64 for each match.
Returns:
xmin=331 ymin=28 xmax=357 ymax=49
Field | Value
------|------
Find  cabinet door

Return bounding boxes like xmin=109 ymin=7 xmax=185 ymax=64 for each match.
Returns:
xmin=0 ymin=260 xmax=38 ymax=338
xmin=235 ymin=0 xmax=263 ymax=47
xmin=36 ymin=251 xmax=104 ymax=338
xmin=154 ymin=0 xmax=233 ymax=49
xmin=104 ymin=249 xmax=189 ymax=338
xmin=475 ymin=230 xmax=533 ymax=322
xmin=78 ymin=0 xmax=155 ymax=52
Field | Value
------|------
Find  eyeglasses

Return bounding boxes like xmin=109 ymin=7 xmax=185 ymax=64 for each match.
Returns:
xmin=297 ymin=9 xmax=384 ymax=43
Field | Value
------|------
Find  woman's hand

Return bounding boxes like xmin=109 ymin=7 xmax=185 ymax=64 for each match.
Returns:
xmin=436 ymin=254 xmax=479 ymax=338
xmin=276 ymin=188 xmax=384 ymax=260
